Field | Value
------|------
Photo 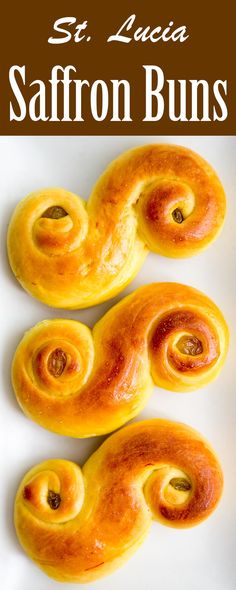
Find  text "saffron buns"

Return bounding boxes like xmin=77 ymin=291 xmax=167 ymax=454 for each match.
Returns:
xmin=15 ymin=419 xmax=223 ymax=583
xmin=12 ymin=283 xmax=229 ymax=437
xmin=7 ymin=145 xmax=226 ymax=309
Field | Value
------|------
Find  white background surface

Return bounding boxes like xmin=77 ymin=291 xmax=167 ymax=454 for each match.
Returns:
xmin=0 ymin=136 xmax=235 ymax=590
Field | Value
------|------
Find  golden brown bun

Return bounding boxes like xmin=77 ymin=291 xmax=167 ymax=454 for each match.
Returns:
xmin=7 ymin=145 xmax=226 ymax=309
xmin=14 ymin=419 xmax=223 ymax=583
xmin=12 ymin=283 xmax=229 ymax=437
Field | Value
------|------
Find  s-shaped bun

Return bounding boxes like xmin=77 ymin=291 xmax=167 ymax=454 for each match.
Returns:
xmin=15 ymin=419 xmax=223 ymax=583
xmin=8 ymin=145 xmax=226 ymax=308
xmin=12 ymin=283 xmax=228 ymax=437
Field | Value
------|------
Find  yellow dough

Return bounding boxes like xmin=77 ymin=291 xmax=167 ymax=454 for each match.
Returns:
xmin=12 ymin=283 xmax=229 ymax=437
xmin=7 ymin=145 xmax=226 ymax=309
xmin=14 ymin=419 xmax=224 ymax=583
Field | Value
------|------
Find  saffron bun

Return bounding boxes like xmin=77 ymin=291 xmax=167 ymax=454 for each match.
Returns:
xmin=14 ymin=418 xmax=223 ymax=583
xmin=7 ymin=144 xmax=226 ymax=309
xmin=12 ymin=283 xmax=229 ymax=438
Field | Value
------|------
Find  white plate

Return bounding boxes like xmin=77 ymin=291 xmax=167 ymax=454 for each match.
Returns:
xmin=0 ymin=136 xmax=235 ymax=590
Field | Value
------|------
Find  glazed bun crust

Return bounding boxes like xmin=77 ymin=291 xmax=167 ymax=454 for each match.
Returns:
xmin=12 ymin=283 xmax=228 ymax=437
xmin=7 ymin=145 xmax=226 ymax=309
xmin=14 ymin=419 xmax=223 ymax=583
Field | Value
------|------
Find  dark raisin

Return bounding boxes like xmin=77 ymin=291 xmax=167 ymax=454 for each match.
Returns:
xmin=42 ymin=206 xmax=68 ymax=219
xmin=47 ymin=490 xmax=61 ymax=510
xmin=170 ymin=477 xmax=191 ymax=491
xmin=172 ymin=208 xmax=184 ymax=223
xmin=178 ymin=336 xmax=203 ymax=356
xmin=48 ymin=348 xmax=67 ymax=377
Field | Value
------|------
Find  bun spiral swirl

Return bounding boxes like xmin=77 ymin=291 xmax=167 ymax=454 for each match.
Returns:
xmin=7 ymin=145 xmax=226 ymax=309
xmin=12 ymin=283 xmax=229 ymax=437
xmin=15 ymin=419 xmax=223 ymax=583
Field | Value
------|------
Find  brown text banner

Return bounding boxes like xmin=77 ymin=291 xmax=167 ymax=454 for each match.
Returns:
xmin=0 ymin=0 xmax=235 ymax=135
